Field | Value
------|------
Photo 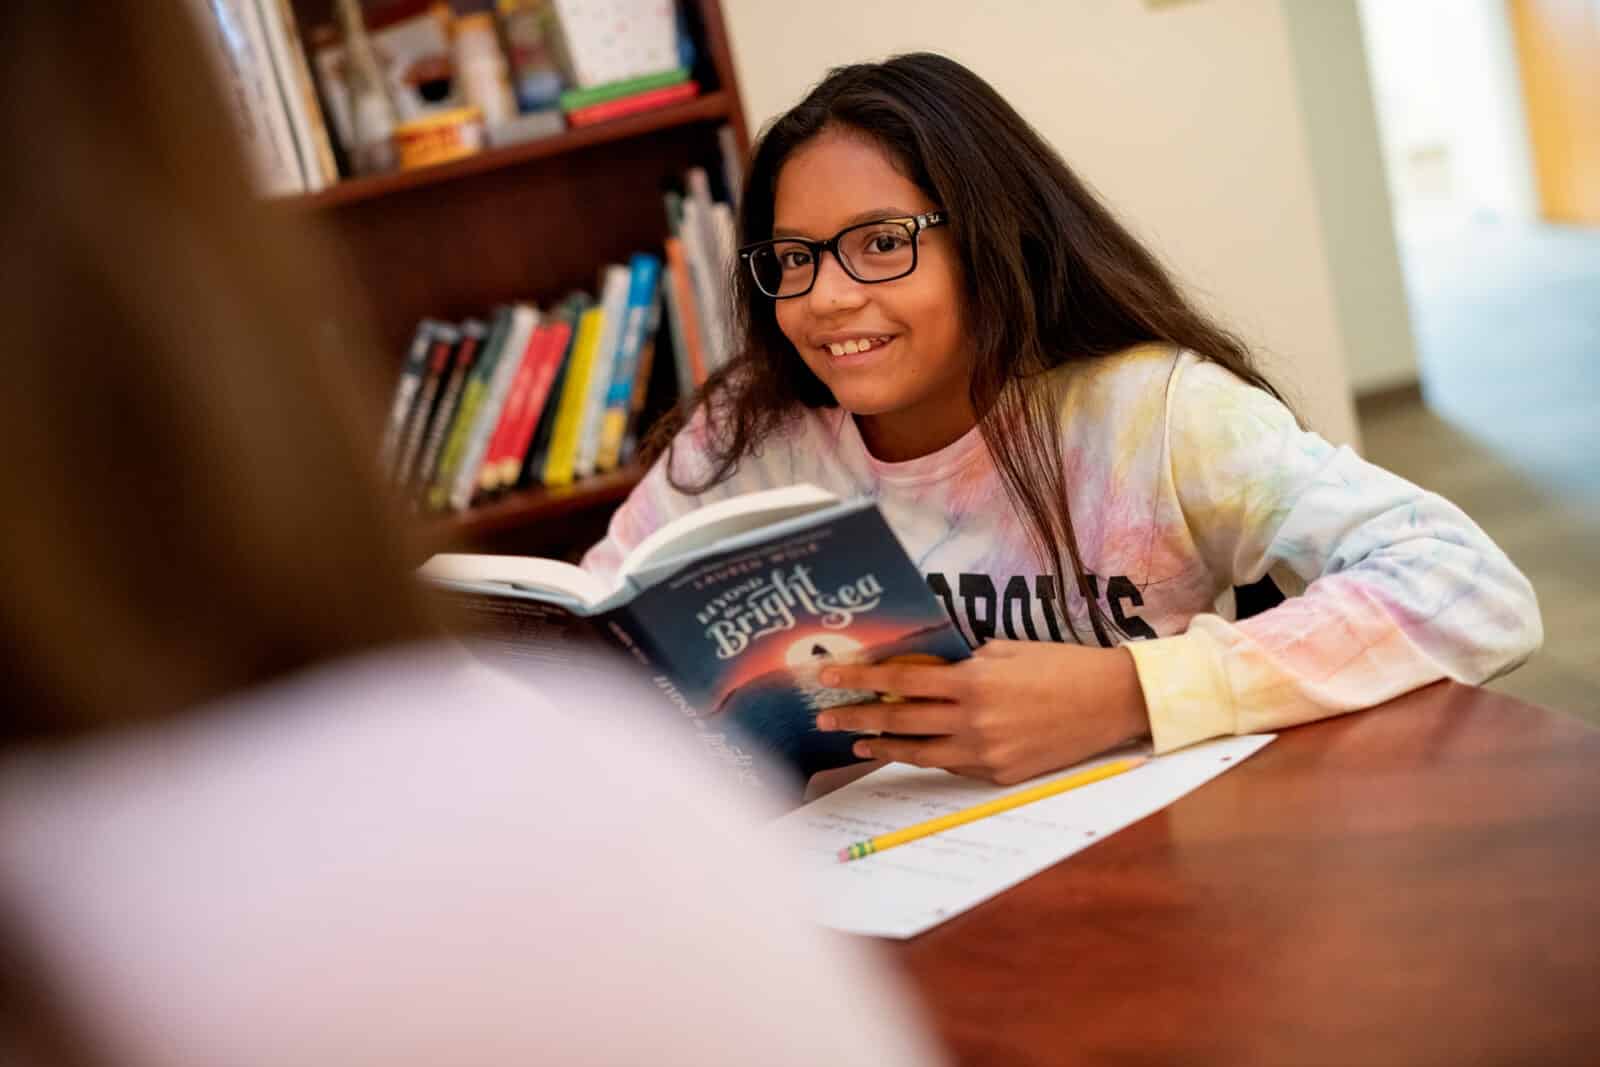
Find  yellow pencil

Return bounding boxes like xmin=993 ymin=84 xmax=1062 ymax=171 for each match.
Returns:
xmin=837 ymin=755 xmax=1149 ymax=862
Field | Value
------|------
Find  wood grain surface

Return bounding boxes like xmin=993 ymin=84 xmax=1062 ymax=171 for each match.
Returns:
xmin=886 ymin=682 xmax=1600 ymax=1065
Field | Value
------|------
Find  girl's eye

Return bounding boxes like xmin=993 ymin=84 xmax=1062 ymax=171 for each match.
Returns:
xmin=778 ymin=249 xmax=813 ymax=270
xmin=865 ymin=232 xmax=909 ymax=254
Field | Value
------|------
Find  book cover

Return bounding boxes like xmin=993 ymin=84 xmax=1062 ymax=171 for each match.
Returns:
xmin=379 ymin=319 xmax=438 ymax=480
xmin=421 ymin=487 xmax=972 ymax=793
xmin=596 ymin=253 xmax=662 ymax=472
xmin=541 ymin=304 xmax=606 ymax=487
xmin=415 ymin=317 xmax=488 ymax=497
xmin=564 ymin=81 xmax=699 ymax=127
xmin=550 ymin=0 xmax=679 ymax=89
xmin=393 ymin=321 xmax=462 ymax=485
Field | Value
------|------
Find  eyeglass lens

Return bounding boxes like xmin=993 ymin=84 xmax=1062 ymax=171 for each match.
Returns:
xmin=748 ymin=219 xmax=918 ymax=297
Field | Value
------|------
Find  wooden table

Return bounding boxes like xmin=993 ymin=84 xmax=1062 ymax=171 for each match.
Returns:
xmin=889 ymin=682 xmax=1600 ymax=1065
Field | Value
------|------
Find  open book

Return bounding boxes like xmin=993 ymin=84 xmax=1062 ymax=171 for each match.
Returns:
xmin=422 ymin=485 xmax=972 ymax=792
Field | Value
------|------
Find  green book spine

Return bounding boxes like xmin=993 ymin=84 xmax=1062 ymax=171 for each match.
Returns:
xmin=428 ymin=307 xmax=513 ymax=511
xmin=558 ymin=67 xmax=688 ymax=112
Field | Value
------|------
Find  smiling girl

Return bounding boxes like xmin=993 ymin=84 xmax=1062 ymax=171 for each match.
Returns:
xmin=583 ymin=53 xmax=1541 ymax=786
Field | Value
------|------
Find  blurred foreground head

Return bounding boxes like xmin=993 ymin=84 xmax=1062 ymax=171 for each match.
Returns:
xmin=0 ymin=1 xmax=433 ymax=746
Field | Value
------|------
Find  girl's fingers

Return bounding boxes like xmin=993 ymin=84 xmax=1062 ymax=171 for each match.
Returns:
xmin=850 ymin=735 xmax=969 ymax=769
xmin=816 ymin=702 xmax=969 ymax=736
xmin=821 ymin=660 xmax=963 ymax=701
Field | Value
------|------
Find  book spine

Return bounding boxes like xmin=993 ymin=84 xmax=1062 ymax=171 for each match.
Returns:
xmin=564 ymin=81 xmax=698 ymax=127
xmin=429 ymin=310 xmax=511 ymax=511
xmin=497 ymin=315 xmax=571 ymax=488
xmin=620 ymin=288 xmax=664 ymax=465
xmin=479 ymin=317 xmax=547 ymax=495
xmin=415 ymin=319 xmax=486 ymax=495
xmin=269 ymin=0 xmax=339 ymax=187
xmin=663 ymin=236 xmax=707 ymax=386
xmin=521 ymin=296 xmax=589 ymax=488
xmin=450 ymin=304 xmax=539 ymax=511
xmin=394 ymin=322 xmax=461 ymax=484
xmin=678 ymin=198 xmax=728 ymax=374
xmin=542 ymin=305 xmax=606 ymax=487
xmin=557 ymin=66 xmax=688 ymax=112
xmin=379 ymin=319 xmax=437 ymax=480
xmin=189 ymin=0 xmax=304 ymax=195
xmin=574 ymin=265 xmax=633 ymax=479
xmin=596 ymin=253 xmax=662 ymax=472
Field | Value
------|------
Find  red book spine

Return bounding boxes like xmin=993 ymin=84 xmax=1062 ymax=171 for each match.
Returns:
xmin=478 ymin=323 xmax=546 ymax=494
xmin=566 ymin=81 xmax=700 ymax=127
xmin=501 ymin=319 xmax=573 ymax=485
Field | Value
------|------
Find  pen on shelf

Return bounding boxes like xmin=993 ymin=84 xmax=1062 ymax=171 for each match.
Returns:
xmin=837 ymin=755 xmax=1149 ymax=862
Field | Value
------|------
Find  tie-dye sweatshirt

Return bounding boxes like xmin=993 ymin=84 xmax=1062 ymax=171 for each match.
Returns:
xmin=582 ymin=345 xmax=1542 ymax=754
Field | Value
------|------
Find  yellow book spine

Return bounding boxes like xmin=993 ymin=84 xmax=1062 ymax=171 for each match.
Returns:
xmin=596 ymin=411 xmax=628 ymax=473
xmin=542 ymin=307 xmax=605 ymax=487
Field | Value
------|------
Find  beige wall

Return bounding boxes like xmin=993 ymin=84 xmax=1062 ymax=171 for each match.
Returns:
xmin=721 ymin=0 xmax=1370 ymax=445
xmin=1284 ymin=0 xmax=1421 ymax=394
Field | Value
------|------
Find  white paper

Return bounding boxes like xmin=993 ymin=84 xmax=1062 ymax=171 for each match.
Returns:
xmin=774 ymin=735 xmax=1275 ymax=939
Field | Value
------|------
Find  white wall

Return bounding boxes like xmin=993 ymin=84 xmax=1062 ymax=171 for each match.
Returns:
xmin=1357 ymin=0 xmax=1539 ymax=226
xmin=1282 ymin=0 xmax=1421 ymax=394
xmin=721 ymin=0 xmax=1368 ymax=443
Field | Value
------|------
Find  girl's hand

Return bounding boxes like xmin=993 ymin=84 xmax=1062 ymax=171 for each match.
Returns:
xmin=814 ymin=641 xmax=1151 ymax=786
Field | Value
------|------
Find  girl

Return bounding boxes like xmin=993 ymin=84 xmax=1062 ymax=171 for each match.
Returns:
xmin=584 ymin=53 xmax=1541 ymax=786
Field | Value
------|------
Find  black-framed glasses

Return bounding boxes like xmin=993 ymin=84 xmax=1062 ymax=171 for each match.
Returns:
xmin=738 ymin=211 xmax=949 ymax=299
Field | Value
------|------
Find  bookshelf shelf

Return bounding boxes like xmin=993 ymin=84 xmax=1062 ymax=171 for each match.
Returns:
xmin=291 ymin=92 xmax=735 ymax=210
xmin=436 ymin=465 xmax=644 ymax=542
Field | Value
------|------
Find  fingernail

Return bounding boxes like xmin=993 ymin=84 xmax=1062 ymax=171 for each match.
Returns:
xmin=816 ymin=714 xmax=836 ymax=731
xmin=853 ymin=742 xmax=871 ymax=758
xmin=820 ymin=668 xmax=840 ymax=686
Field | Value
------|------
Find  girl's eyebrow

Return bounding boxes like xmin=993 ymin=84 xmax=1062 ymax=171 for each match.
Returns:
xmin=772 ymin=207 xmax=916 ymax=238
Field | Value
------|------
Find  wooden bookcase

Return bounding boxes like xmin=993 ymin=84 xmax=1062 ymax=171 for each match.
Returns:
xmin=284 ymin=0 xmax=748 ymax=559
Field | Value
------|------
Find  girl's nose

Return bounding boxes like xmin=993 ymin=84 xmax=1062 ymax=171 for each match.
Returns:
xmin=806 ymin=249 xmax=868 ymax=312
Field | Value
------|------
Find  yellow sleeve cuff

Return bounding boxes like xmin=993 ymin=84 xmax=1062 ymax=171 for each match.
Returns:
xmin=1124 ymin=631 xmax=1237 ymax=754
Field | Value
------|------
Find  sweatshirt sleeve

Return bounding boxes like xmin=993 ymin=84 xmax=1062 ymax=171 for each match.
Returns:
xmin=579 ymin=409 xmax=719 ymax=585
xmin=1124 ymin=358 xmax=1543 ymax=753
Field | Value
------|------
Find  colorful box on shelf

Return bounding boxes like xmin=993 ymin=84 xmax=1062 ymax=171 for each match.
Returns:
xmin=393 ymin=106 xmax=487 ymax=170
xmin=554 ymin=0 xmax=681 ymax=88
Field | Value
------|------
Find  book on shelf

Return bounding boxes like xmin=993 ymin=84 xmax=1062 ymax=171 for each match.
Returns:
xmin=574 ymin=266 xmax=634 ymax=480
xmin=552 ymin=0 xmax=680 ymax=89
xmin=414 ymin=316 xmax=488 ymax=495
xmin=596 ymin=253 xmax=663 ymax=473
xmin=558 ymin=67 xmax=689 ymax=112
xmin=187 ymin=0 xmax=305 ymax=196
xmin=479 ymin=308 xmax=565 ymax=495
xmin=255 ymin=0 xmax=338 ymax=191
xmin=541 ymin=303 xmax=607 ymax=487
xmin=380 ymin=320 xmax=441 ymax=479
xmin=440 ymin=305 xmax=540 ymax=512
xmin=421 ymin=484 xmax=973 ymax=791
xmin=393 ymin=321 xmax=462 ymax=484
xmin=565 ymin=80 xmax=700 ymax=128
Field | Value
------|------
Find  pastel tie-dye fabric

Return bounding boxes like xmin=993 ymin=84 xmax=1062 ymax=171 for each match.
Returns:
xmin=583 ymin=346 xmax=1542 ymax=753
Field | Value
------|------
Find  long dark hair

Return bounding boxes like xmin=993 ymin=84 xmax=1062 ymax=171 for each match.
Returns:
xmin=648 ymin=53 xmax=1289 ymax=644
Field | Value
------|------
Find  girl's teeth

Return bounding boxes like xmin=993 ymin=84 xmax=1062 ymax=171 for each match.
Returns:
xmin=826 ymin=337 xmax=888 ymax=356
